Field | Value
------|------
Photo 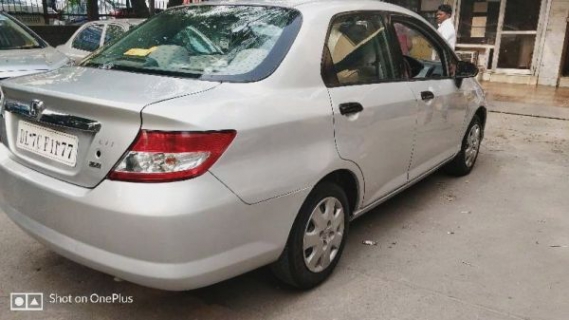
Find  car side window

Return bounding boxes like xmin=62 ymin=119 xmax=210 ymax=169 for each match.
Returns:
xmin=393 ymin=21 xmax=447 ymax=79
xmin=72 ymin=24 xmax=104 ymax=52
xmin=104 ymin=25 xmax=125 ymax=45
xmin=325 ymin=14 xmax=401 ymax=86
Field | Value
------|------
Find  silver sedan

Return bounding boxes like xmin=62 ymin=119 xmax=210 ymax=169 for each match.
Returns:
xmin=0 ymin=0 xmax=486 ymax=291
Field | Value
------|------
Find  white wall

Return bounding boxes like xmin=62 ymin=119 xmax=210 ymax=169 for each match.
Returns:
xmin=538 ymin=0 xmax=569 ymax=86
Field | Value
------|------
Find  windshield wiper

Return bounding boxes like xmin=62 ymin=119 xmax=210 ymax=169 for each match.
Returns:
xmin=82 ymin=60 xmax=203 ymax=79
xmin=82 ymin=55 xmax=145 ymax=69
xmin=109 ymin=64 xmax=204 ymax=79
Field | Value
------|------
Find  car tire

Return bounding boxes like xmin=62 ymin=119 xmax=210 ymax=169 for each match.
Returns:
xmin=444 ymin=114 xmax=483 ymax=176
xmin=271 ymin=181 xmax=350 ymax=289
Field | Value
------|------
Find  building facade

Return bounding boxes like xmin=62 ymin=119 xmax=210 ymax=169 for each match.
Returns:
xmin=387 ymin=0 xmax=569 ymax=87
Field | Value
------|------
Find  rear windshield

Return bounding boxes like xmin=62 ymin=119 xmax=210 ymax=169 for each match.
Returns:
xmin=83 ymin=5 xmax=302 ymax=82
xmin=0 ymin=14 xmax=44 ymax=50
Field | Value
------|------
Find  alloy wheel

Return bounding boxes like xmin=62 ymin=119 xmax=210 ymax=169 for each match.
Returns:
xmin=303 ymin=197 xmax=345 ymax=273
xmin=465 ymin=123 xmax=481 ymax=168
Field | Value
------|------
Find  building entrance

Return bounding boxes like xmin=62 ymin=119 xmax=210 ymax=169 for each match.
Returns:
xmin=562 ymin=21 xmax=569 ymax=77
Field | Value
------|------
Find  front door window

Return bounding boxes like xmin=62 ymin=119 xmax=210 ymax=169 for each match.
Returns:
xmin=393 ymin=22 xmax=448 ymax=79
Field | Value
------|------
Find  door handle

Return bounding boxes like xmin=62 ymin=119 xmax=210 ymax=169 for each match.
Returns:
xmin=421 ymin=91 xmax=435 ymax=101
xmin=339 ymin=102 xmax=364 ymax=115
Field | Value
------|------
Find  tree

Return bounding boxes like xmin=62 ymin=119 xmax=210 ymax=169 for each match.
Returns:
xmin=167 ymin=0 xmax=183 ymax=7
xmin=128 ymin=0 xmax=150 ymax=17
xmin=87 ymin=0 xmax=99 ymax=21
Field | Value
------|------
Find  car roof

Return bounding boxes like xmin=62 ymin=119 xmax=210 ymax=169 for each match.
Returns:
xmin=203 ymin=0 xmax=410 ymax=11
xmin=203 ymin=0 xmax=318 ymax=6
xmin=83 ymin=18 xmax=145 ymax=26
xmin=191 ymin=0 xmax=418 ymax=19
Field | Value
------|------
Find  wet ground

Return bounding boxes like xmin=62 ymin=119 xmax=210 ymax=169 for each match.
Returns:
xmin=482 ymin=82 xmax=569 ymax=108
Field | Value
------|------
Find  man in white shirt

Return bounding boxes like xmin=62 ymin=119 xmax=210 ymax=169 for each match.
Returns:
xmin=436 ymin=4 xmax=456 ymax=50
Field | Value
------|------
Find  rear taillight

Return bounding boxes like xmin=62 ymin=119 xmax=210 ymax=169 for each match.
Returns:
xmin=109 ymin=130 xmax=236 ymax=183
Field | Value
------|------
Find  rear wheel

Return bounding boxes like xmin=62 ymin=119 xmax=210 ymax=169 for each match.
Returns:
xmin=444 ymin=115 xmax=483 ymax=176
xmin=271 ymin=182 xmax=349 ymax=289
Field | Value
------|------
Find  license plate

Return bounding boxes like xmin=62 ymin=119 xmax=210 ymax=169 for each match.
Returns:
xmin=16 ymin=121 xmax=79 ymax=167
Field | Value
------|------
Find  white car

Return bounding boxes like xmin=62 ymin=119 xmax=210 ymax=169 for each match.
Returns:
xmin=0 ymin=0 xmax=486 ymax=291
xmin=56 ymin=19 xmax=143 ymax=63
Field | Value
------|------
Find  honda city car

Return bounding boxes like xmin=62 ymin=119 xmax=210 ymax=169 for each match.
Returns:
xmin=0 ymin=0 xmax=486 ymax=290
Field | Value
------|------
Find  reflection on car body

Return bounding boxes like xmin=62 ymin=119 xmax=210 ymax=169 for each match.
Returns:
xmin=0 ymin=0 xmax=486 ymax=291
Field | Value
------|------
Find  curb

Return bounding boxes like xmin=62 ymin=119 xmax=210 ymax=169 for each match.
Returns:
xmin=486 ymin=100 xmax=569 ymax=121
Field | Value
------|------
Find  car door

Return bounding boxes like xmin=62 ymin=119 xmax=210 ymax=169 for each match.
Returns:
xmin=391 ymin=16 xmax=468 ymax=180
xmin=324 ymin=12 xmax=419 ymax=207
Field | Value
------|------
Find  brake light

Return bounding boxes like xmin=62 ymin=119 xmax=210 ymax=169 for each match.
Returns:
xmin=108 ymin=130 xmax=236 ymax=183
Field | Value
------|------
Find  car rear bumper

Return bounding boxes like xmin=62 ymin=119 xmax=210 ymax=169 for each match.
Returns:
xmin=0 ymin=144 xmax=307 ymax=290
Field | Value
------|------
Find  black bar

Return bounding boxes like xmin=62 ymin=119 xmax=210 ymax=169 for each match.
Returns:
xmin=41 ymin=0 xmax=49 ymax=25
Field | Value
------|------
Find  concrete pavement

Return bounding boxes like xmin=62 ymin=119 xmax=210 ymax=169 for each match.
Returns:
xmin=482 ymin=82 xmax=569 ymax=120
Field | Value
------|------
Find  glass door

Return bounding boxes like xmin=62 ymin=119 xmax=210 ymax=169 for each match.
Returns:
xmin=493 ymin=0 xmax=544 ymax=73
xmin=562 ymin=21 xmax=569 ymax=77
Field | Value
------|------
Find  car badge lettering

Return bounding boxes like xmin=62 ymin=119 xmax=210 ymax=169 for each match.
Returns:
xmin=29 ymin=99 xmax=45 ymax=119
xmin=89 ymin=161 xmax=102 ymax=169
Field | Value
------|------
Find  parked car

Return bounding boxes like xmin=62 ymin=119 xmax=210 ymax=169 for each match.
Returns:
xmin=55 ymin=0 xmax=126 ymax=25
xmin=0 ymin=0 xmax=486 ymax=291
xmin=0 ymin=12 xmax=70 ymax=79
xmin=57 ymin=19 xmax=143 ymax=63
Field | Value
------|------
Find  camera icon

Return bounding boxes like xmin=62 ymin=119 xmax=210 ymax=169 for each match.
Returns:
xmin=10 ymin=293 xmax=43 ymax=311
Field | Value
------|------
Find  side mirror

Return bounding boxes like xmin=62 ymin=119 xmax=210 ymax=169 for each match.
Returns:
xmin=455 ymin=61 xmax=479 ymax=79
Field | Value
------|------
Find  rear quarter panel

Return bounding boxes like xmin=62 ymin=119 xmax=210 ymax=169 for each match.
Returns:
xmin=141 ymin=82 xmax=351 ymax=205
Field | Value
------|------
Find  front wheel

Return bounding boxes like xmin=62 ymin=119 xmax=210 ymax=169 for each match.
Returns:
xmin=271 ymin=182 xmax=349 ymax=289
xmin=444 ymin=114 xmax=483 ymax=176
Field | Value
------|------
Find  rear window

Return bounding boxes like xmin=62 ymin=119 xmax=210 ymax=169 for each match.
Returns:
xmin=83 ymin=5 xmax=302 ymax=82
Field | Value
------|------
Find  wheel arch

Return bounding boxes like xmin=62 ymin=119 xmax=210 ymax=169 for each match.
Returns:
xmin=475 ymin=106 xmax=487 ymax=138
xmin=317 ymin=169 xmax=361 ymax=216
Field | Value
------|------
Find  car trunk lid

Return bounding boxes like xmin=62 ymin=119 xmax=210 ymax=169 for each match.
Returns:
xmin=0 ymin=67 xmax=220 ymax=188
